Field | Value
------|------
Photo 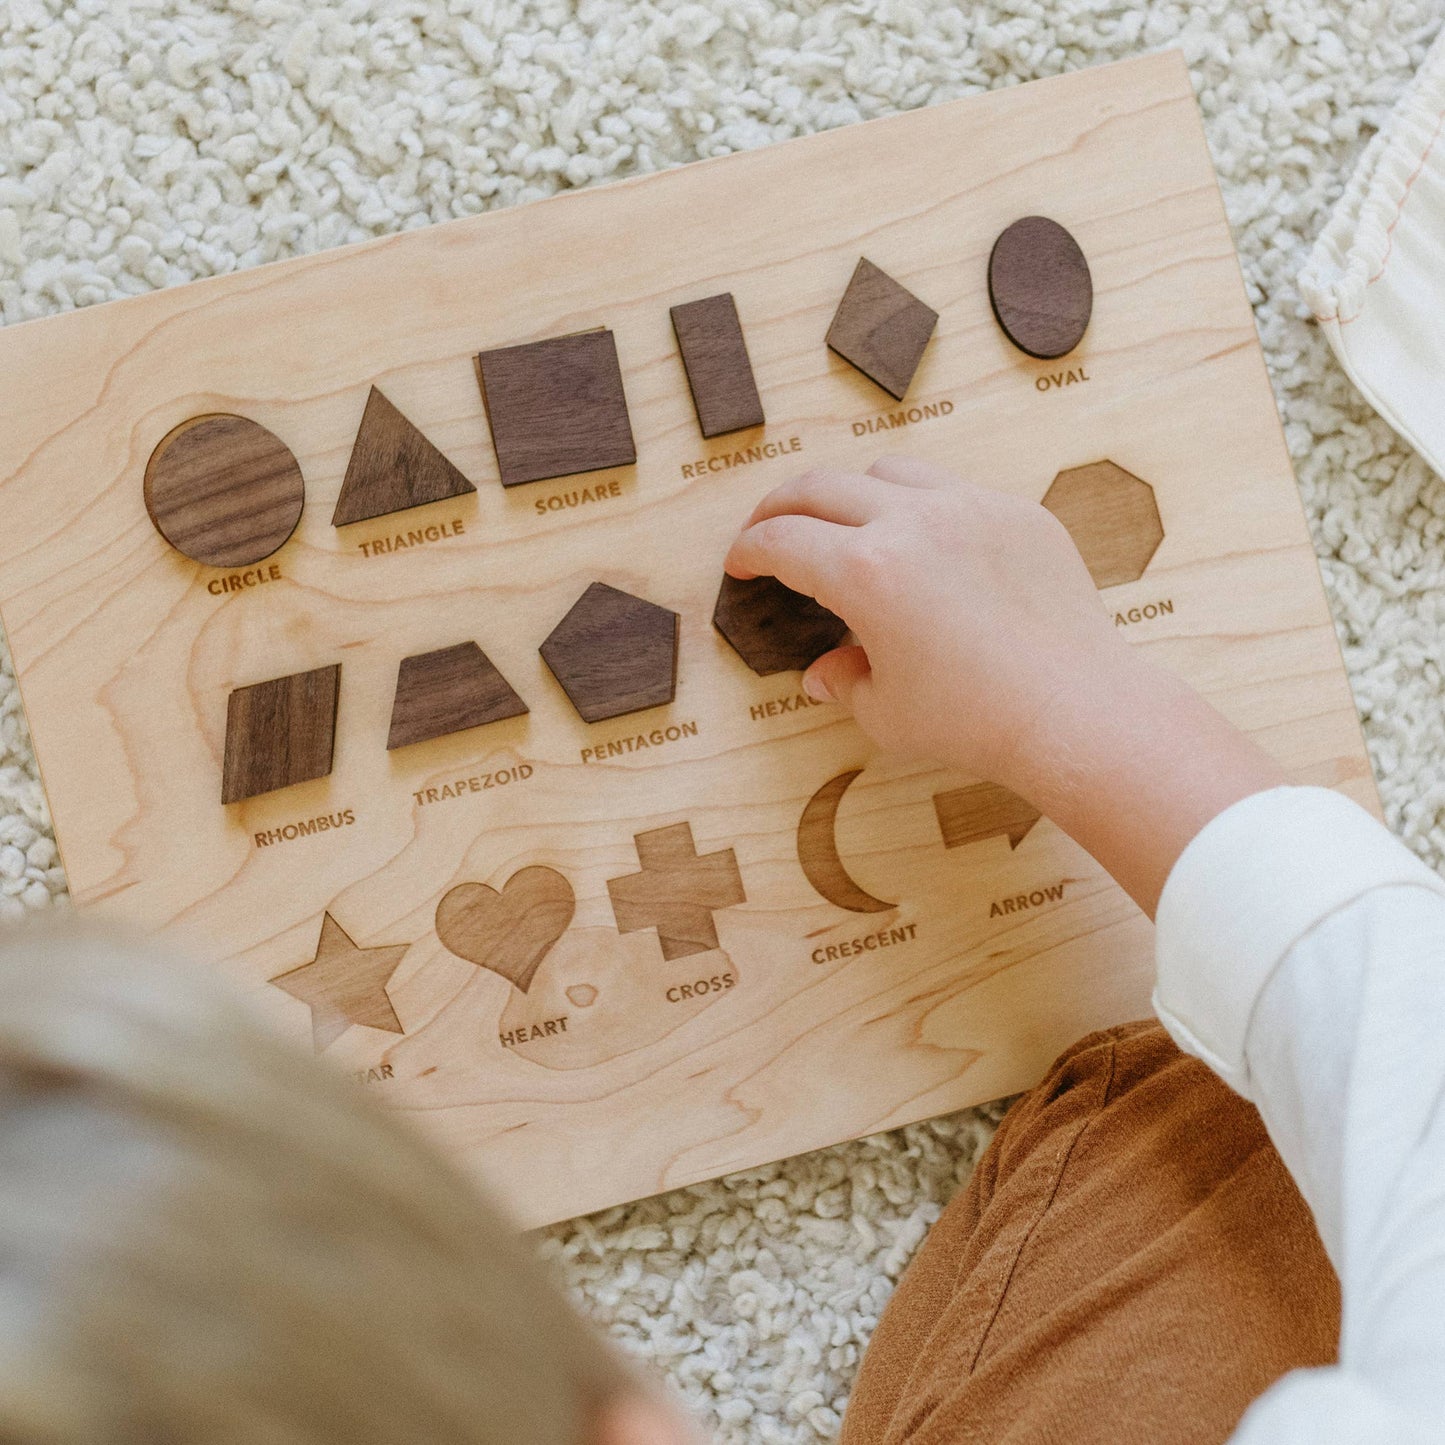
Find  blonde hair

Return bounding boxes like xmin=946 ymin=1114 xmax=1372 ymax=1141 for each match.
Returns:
xmin=0 ymin=919 xmax=629 ymax=1444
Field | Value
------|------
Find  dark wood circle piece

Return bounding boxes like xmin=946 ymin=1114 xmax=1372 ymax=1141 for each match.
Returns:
xmin=987 ymin=216 xmax=1093 ymax=360
xmin=144 ymin=414 xmax=305 ymax=568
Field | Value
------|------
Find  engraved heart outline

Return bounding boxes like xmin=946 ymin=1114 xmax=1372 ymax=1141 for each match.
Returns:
xmin=435 ymin=867 xmax=575 ymax=994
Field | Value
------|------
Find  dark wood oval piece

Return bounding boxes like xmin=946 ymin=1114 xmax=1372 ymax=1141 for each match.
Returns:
xmin=144 ymin=414 xmax=305 ymax=568
xmin=987 ymin=216 xmax=1092 ymax=360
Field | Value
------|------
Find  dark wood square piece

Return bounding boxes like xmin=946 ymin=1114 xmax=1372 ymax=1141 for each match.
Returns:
xmin=221 ymin=664 xmax=340 ymax=804
xmin=386 ymin=642 xmax=528 ymax=750
xmin=824 ymin=258 xmax=938 ymax=400
xmin=540 ymin=581 xmax=679 ymax=724
xmin=475 ymin=331 xmax=637 ymax=488
xmin=670 ymin=293 xmax=765 ymax=439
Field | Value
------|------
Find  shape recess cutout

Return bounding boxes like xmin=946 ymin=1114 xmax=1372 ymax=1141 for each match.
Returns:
xmin=144 ymin=414 xmax=305 ymax=568
xmin=607 ymin=822 xmax=746 ymax=960
xmin=435 ymin=867 xmax=576 ymax=993
xmin=825 ymin=258 xmax=938 ymax=400
xmin=221 ymin=663 xmax=341 ymax=805
xmin=670 ymin=293 xmax=765 ymax=438
xmin=1042 ymin=460 xmax=1163 ymax=587
xmin=332 ymin=386 xmax=475 ymax=526
xmin=387 ymin=642 xmax=527 ymax=750
xmin=475 ymin=331 xmax=637 ymax=487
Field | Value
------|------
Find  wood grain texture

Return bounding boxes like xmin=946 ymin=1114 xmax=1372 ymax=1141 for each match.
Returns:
xmin=144 ymin=414 xmax=305 ymax=567
xmin=435 ymin=867 xmax=576 ymax=993
xmin=607 ymin=822 xmax=746 ymax=960
xmin=220 ymin=664 xmax=340 ymax=804
xmin=797 ymin=770 xmax=895 ymax=913
xmin=988 ymin=215 xmax=1093 ymax=360
xmin=670 ymin=293 xmax=765 ymax=438
xmin=539 ymin=581 xmax=679 ymax=723
xmin=0 ymin=54 xmax=1380 ymax=1227
xmin=712 ymin=574 xmax=849 ymax=676
xmin=824 ymin=257 xmax=938 ymax=400
xmin=332 ymin=386 xmax=475 ymax=526
xmin=270 ymin=911 xmax=408 ymax=1052
xmin=476 ymin=330 xmax=636 ymax=487
xmin=1042 ymin=460 xmax=1164 ymax=588
xmin=934 ymin=783 xmax=1042 ymax=851
xmin=387 ymin=642 xmax=527 ymax=750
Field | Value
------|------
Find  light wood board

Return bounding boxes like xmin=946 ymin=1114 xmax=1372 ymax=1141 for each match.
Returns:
xmin=0 ymin=51 xmax=1376 ymax=1228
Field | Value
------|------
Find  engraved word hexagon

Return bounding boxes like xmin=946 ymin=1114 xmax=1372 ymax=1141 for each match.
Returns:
xmin=1041 ymin=460 xmax=1163 ymax=589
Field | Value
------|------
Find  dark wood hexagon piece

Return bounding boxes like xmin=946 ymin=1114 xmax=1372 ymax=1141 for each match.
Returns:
xmin=540 ymin=582 xmax=679 ymax=723
xmin=713 ymin=574 xmax=848 ymax=676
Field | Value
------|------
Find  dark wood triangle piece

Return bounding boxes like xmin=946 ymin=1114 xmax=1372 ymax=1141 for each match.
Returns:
xmin=332 ymin=386 xmax=476 ymax=527
xmin=387 ymin=642 xmax=528 ymax=750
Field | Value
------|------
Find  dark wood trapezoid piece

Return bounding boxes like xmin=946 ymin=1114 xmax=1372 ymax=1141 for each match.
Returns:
xmin=824 ymin=258 xmax=938 ymax=401
xmin=332 ymin=386 xmax=476 ymax=526
xmin=144 ymin=414 xmax=305 ymax=569
xmin=607 ymin=822 xmax=746 ymax=961
xmin=475 ymin=330 xmax=636 ymax=488
xmin=713 ymin=573 xmax=848 ymax=676
xmin=539 ymin=581 xmax=679 ymax=724
xmin=387 ymin=641 xmax=527 ymax=750
xmin=221 ymin=663 xmax=340 ymax=804
xmin=670 ymin=293 xmax=765 ymax=439
xmin=988 ymin=216 xmax=1093 ymax=360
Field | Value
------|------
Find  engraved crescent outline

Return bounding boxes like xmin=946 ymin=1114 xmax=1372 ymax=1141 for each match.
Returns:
xmin=797 ymin=769 xmax=895 ymax=914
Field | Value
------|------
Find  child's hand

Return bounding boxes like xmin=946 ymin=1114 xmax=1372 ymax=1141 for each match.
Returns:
xmin=724 ymin=456 xmax=1285 ymax=915
xmin=724 ymin=456 xmax=1132 ymax=789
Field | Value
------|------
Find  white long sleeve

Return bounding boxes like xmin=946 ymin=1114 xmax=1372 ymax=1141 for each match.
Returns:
xmin=1153 ymin=786 xmax=1445 ymax=1443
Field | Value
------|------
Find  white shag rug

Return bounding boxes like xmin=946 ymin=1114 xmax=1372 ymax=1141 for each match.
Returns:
xmin=3 ymin=2 xmax=1445 ymax=1439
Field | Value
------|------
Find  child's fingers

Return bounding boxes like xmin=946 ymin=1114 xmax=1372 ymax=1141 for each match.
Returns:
xmin=867 ymin=455 xmax=960 ymax=490
xmin=802 ymin=644 xmax=870 ymax=706
xmin=724 ymin=514 xmax=850 ymax=600
xmin=743 ymin=468 xmax=901 ymax=530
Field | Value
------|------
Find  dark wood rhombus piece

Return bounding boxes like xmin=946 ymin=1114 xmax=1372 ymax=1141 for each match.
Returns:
xmin=475 ymin=330 xmax=637 ymax=487
xmin=144 ymin=413 xmax=306 ymax=569
xmin=988 ymin=216 xmax=1093 ymax=360
xmin=712 ymin=574 xmax=848 ymax=675
xmin=670 ymin=293 xmax=765 ymax=438
xmin=539 ymin=581 xmax=679 ymax=724
xmin=387 ymin=641 xmax=527 ymax=750
xmin=332 ymin=386 xmax=476 ymax=526
xmin=607 ymin=822 xmax=746 ymax=961
xmin=825 ymin=257 xmax=938 ymax=400
xmin=221 ymin=664 xmax=340 ymax=804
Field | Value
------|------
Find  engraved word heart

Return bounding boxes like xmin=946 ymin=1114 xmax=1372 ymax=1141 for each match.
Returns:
xmin=435 ymin=867 xmax=575 ymax=994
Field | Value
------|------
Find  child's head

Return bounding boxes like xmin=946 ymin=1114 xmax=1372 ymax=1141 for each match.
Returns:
xmin=0 ymin=919 xmax=691 ymax=1444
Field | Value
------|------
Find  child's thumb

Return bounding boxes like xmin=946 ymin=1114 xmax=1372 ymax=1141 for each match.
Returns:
xmin=803 ymin=645 xmax=871 ymax=709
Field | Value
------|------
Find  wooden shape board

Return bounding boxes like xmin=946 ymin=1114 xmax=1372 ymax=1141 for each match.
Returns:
xmin=988 ymin=216 xmax=1094 ymax=360
xmin=825 ymin=257 xmax=939 ymax=400
xmin=0 ymin=53 xmax=1378 ymax=1228
xmin=476 ymin=331 xmax=636 ymax=487
xmin=145 ymin=414 xmax=306 ymax=568
xmin=670 ymin=294 xmax=766 ymax=438
xmin=221 ymin=665 xmax=340 ymax=805
xmin=387 ymin=642 xmax=527 ymax=750
xmin=332 ymin=386 xmax=476 ymax=527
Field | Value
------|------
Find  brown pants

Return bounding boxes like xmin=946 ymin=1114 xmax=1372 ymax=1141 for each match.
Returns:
xmin=841 ymin=1021 xmax=1340 ymax=1445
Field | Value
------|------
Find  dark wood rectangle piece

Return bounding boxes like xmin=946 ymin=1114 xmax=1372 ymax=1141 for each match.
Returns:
xmin=670 ymin=293 xmax=765 ymax=439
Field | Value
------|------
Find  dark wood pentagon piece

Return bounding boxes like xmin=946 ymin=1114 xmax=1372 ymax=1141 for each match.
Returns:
xmin=713 ymin=574 xmax=848 ymax=676
xmin=540 ymin=582 xmax=679 ymax=724
xmin=386 ymin=642 xmax=527 ymax=750
xmin=221 ymin=664 xmax=340 ymax=804
xmin=144 ymin=414 xmax=305 ymax=568
xmin=824 ymin=258 xmax=938 ymax=400
xmin=332 ymin=387 xmax=475 ymax=526
xmin=988 ymin=216 xmax=1093 ymax=359
xmin=475 ymin=331 xmax=636 ymax=488
xmin=670 ymin=293 xmax=765 ymax=439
